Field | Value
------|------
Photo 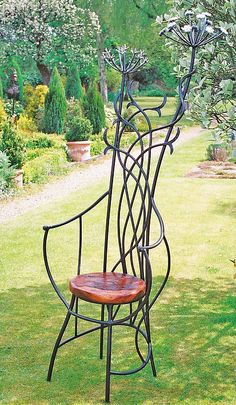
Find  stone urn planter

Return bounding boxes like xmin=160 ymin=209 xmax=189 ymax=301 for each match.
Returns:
xmin=65 ymin=117 xmax=92 ymax=163
xmin=67 ymin=141 xmax=91 ymax=162
xmin=15 ymin=169 xmax=23 ymax=188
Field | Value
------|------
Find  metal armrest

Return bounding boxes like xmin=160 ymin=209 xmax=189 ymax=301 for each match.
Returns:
xmin=43 ymin=190 xmax=109 ymax=231
xmin=43 ymin=190 xmax=109 ymax=309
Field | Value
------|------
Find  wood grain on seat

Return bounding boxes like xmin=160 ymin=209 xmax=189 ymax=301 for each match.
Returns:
xmin=69 ymin=272 xmax=146 ymax=305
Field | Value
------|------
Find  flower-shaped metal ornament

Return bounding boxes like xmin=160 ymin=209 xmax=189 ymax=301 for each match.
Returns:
xmin=159 ymin=10 xmax=228 ymax=48
xmin=103 ymin=45 xmax=148 ymax=74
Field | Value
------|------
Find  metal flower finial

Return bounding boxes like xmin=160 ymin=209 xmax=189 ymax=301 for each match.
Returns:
xmin=103 ymin=46 xmax=148 ymax=74
xmin=158 ymin=10 xmax=228 ymax=48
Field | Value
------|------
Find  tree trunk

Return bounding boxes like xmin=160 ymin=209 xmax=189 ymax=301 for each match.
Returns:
xmin=37 ymin=62 xmax=51 ymax=86
xmin=97 ymin=32 xmax=108 ymax=102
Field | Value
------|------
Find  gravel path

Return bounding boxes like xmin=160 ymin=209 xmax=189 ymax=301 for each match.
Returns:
xmin=0 ymin=126 xmax=204 ymax=223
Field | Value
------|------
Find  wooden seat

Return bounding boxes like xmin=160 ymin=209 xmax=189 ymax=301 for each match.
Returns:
xmin=69 ymin=272 xmax=146 ymax=305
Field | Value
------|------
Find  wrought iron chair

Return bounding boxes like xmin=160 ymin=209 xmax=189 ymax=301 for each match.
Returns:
xmin=43 ymin=15 xmax=223 ymax=402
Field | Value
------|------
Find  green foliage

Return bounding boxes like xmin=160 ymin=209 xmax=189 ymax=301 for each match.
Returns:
xmin=23 ymin=149 xmax=67 ymax=183
xmin=0 ymin=123 xmax=26 ymax=169
xmin=65 ymin=99 xmax=83 ymax=126
xmin=0 ymin=77 xmax=3 ymax=99
xmin=17 ymin=115 xmax=37 ymax=132
xmin=44 ymin=67 xmax=67 ymax=134
xmin=0 ymin=151 xmax=14 ymax=192
xmin=104 ymin=104 xmax=116 ymax=128
xmin=169 ymin=0 xmax=236 ymax=143
xmin=25 ymin=134 xmax=55 ymax=149
xmin=24 ymin=84 xmax=48 ymax=119
xmin=123 ymin=109 xmax=137 ymax=132
xmin=82 ymin=85 xmax=105 ymax=134
xmin=9 ymin=58 xmax=24 ymax=102
xmin=90 ymin=130 xmax=139 ymax=156
xmin=0 ymin=99 xmax=7 ymax=127
xmin=65 ymin=117 xmax=92 ymax=142
xmin=65 ymin=65 xmax=83 ymax=100
xmin=106 ymin=68 xmax=120 ymax=93
xmin=4 ymin=100 xmax=24 ymax=118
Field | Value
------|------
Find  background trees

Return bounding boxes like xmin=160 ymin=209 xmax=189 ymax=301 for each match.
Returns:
xmin=0 ymin=0 xmax=99 ymax=84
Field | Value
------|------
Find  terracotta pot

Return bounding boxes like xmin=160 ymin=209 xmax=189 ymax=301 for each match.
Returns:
xmin=67 ymin=141 xmax=91 ymax=162
xmin=15 ymin=169 xmax=23 ymax=188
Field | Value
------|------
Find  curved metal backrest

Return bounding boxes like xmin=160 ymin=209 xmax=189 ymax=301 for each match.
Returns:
xmin=43 ymin=15 xmax=224 ymax=314
xmin=102 ymin=16 xmax=225 ymax=289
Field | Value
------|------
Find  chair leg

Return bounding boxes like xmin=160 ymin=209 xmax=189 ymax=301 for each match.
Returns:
xmin=105 ymin=305 xmax=113 ymax=403
xmin=47 ymin=295 xmax=75 ymax=382
xmin=100 ymin=304 xmax=105 ymax=359
xmin=145 ymin=307 xmax=157 ymax=377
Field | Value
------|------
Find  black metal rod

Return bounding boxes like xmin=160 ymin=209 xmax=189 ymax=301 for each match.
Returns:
xmin=47 ymin=295 xmax=75 ymax=381
xmin=105 ymin=305 xmax=113 ymax=402
xmin=100 ymin=304 xmax=105 ymax=359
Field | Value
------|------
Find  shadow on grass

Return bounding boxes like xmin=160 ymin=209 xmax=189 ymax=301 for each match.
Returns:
xmin=213 ymin=200 xmax=236 ymax=218
xmin=1 ymin=276 xmax=235 ymax=405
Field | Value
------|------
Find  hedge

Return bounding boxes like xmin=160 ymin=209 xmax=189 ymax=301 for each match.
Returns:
xmin=23 ymin=149 xmax=67 ymax=183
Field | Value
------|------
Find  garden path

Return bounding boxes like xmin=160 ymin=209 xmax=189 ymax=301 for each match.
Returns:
xmin=0 ymin=126 xmax=204 ymax=223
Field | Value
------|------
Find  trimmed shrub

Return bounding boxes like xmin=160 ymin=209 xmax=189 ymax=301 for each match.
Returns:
xmin=0 ymin=151 xmax=15 ymax=193
xmin=0 ymin=123 xmax=26 ymax=169
xmin=44 ymin=67 xmax=67 ymax=134
xmin=17 ymin=115 xmax=37 ymax=132
xmin=25 ymin=134 xmax=55 ymax=149
xmin=82 ymin=85 xmax=105 ymax=134
xmin=66 ymin=65 xmax=83 ymax=100
xmin=24 ymin=84 xmax=48 ymax=119
xmin=65 ymin=99 xmax=83 ymax=127
xmin=23 ymin=149 xmax=67 ymax=183
xmin=22 ymin=131 xmax=64 ymax=150
xmin=65 ymin=117 xmax=92 ymax=142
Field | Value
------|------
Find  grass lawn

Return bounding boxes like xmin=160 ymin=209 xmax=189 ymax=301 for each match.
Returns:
xmin=0 ymin=132 xmax=235 ymax=404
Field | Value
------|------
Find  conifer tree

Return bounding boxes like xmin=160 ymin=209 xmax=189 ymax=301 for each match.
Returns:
xmin=65 ymin=65 xmax=83 ymax=100
xmin=82 ymin=84 xmax=105 ymax=134
xmin=44 ymin=67 xmax=67 ymax=134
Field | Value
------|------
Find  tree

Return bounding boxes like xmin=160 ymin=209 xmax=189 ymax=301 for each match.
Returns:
xmin=166 ymin=1 xmax=236 ymax=141
xmin=0 ymin=0 xmax=99 ymax=84
xmin=65 ymin=65 xmax=83 ymax=100
xmin=82 ymin=85 xmax=105 ymax=134
xmin=44 ymin=67 xmax=67 ymax=134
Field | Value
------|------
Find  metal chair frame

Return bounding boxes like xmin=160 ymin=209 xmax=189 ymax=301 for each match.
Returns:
xmin=43 ymin=18 xmax=223 ymax=402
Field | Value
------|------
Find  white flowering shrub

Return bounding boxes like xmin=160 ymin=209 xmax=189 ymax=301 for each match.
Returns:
xmin=0 ymin=0 xmax=100 ymax=83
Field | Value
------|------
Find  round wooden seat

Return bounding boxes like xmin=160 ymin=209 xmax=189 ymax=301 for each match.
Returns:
xmin=69 ymin=272 xmax=146 ymax=305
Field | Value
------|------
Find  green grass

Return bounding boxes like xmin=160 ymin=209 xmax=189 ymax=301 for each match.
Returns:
xmin=0 ymin=132 xmax=235 ymax=404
